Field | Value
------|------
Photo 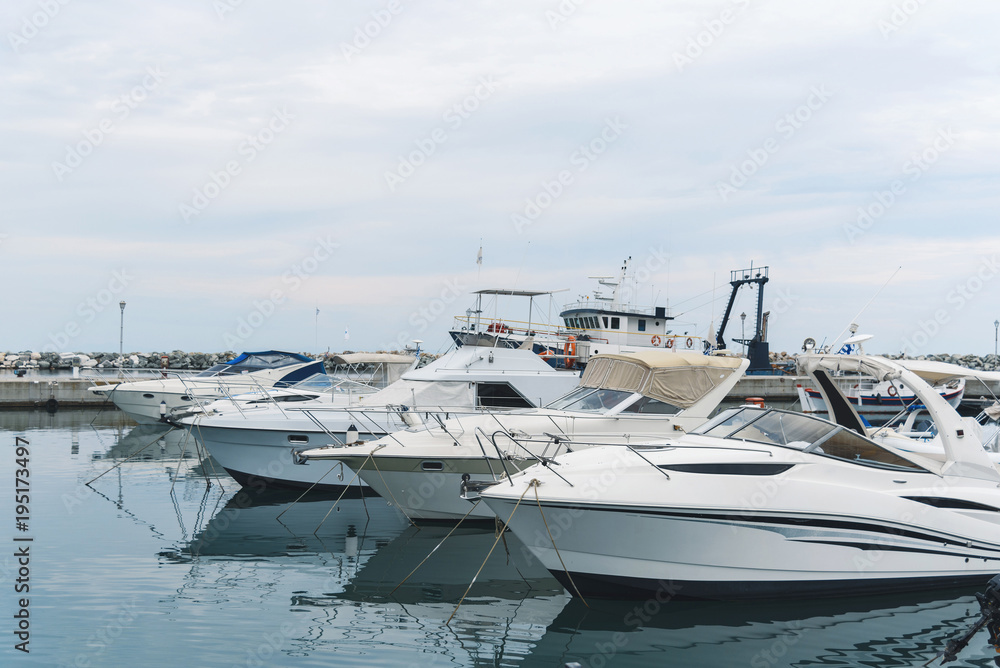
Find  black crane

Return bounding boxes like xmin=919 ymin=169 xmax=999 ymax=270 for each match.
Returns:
xmin=716 ymin=265 xmax=772 ymax=374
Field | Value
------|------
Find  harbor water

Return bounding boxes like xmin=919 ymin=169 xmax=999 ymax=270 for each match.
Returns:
xmin=3 ymin=409 xmax=999 ymax=667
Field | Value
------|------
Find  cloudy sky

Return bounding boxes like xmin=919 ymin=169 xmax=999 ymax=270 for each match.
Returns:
xmin=2 ymin=0 xmax=998 ymax=357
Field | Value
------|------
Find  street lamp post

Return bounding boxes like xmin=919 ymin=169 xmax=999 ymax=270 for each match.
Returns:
xmin=740 ymin=312 xmax=746 ymax=357
xmin=119 ymin=301 xmax=126 ymax=362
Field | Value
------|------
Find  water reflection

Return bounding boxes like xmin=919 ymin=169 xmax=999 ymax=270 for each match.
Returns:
xmin=6 ymin=408 xmax=998 ymax=667
xmin=533 ymin=588 xmax=997 ymax=667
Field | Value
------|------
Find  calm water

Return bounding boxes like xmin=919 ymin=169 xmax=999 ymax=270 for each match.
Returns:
xmin=2 ymin=409 xmax=999 ymax=667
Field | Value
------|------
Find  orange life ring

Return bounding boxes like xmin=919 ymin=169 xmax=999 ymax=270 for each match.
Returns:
xmin=686 ymin=337 xmax=694 ymax=348
xmin=651 ymin=335 xmax=662 ymax=347
xmin=887 ymin=385 xmax=898 ymax=397
xmin=564 ymin=336 xmax=577 ymax=369
xmin=540 ymin=348 xmax=553 ymax=361
xmin=487 ymin=322 xmax=510 ymax=334
xmin=665 ymin=338 xmax=674 ymax=349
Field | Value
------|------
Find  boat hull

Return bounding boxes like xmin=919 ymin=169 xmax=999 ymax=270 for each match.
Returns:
xmin=344 ymin=455 xmax=522 ymax=521
xmin=191 ymin=422 xmax=386 ymax=491
xmin=482 ymin=497 xmax=1000 ymax=600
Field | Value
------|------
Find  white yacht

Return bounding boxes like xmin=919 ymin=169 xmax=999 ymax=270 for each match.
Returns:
xmin=296 ymin=350 xmax=748 ymax=520
xmin=481 ymin=353 xmax=1000 ymax=600
xmin=89 ymin=350 xmax=325 ymax=424
xmin=181 ymin=345 xmax=582 ymax=491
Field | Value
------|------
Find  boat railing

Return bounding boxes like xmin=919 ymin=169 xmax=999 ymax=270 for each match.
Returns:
xmin=82 ymin=366 xmax=203 ymax=386
xmin=452 ymin=315 xmax=703 ymax=350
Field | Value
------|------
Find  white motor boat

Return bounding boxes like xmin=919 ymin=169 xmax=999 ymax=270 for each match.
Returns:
xmin=481 ymin=353 xmax=1000 ymax=600
xmin=89 ymin=350 xmax=325 ymax=424
xmin=296 ymin=350 xmax=749 ymax=520
xmin=181 ymin=345 xmax=582 ymax=491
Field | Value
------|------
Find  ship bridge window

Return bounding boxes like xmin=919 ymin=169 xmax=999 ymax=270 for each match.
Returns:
xmin=476 ymin=382 xmax=533 ymax=409
xmin=638 ymin=319 xmax=646 ymax=332
xmin=603 ymin=317 xmax=609 ymax=328
xmin=610 ymin=317 xmax=620 ymax=330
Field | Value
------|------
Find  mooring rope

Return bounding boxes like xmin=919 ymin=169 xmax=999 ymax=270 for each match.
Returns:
xmin=275 ymin=461 xmax=344 ymax=521
xmin=533 ymin=481 xmax=589 ymax=607
xmin=389 ymin=499 xmax=483 ymax=597
xmin=446 ymin=482 xmax=534 ymax=625
xmin=86 ymin=426 xmax=177 ymax=485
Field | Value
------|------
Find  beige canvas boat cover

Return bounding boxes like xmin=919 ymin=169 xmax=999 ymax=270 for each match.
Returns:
xmin=580 ymin=351 xmax=743 ymax=408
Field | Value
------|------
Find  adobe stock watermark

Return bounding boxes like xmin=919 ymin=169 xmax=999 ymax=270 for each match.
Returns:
xmin=340 ymin=0 xmax=407 ymax=63
xmin=43 ymin=269 xmax=133 ymax=353
xmin=64 ymin=599 xmax=141 ymax=667
xmin=212 ymin=0 xmax=246 ymax=20
xmin=877 ymin=0 xmax=930 ymax=39
xmin=179 ymin=108 xmax=294 ymax=223
xmin=716 ymin=85 xmax=833 ymax=202
xmin=383 ymin=275 xmax=466 ymax=351
xmin=673 ymin=0 xmax=751 ymax=72
xmin=7 ymin=0 xmax=72 ymax=53
xmin=545 ymin=0 xmax=586 ymax=30
xmin=511 ymin=117 xmax=627 ymax=233
xmin=899 ymin=254 xmax=999 ymax=355
xmin=222 ymin=236 xmax=338 ymax=348
xmin=750 ymin=621 xmax=808 ymax=668
xmin=384 ymin=76 xmax=500 ymax=192
xmin=51 ymin=66 xmax=167 ymax=182
xmin=843 ymin=127 xmax=956 ymax=244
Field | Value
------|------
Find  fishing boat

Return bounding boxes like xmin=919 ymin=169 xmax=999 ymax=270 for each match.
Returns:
xmin=480 ymin=353 xmax=1000 ymax=600
xmin=449 ymin=258 xmax=705 ymax=367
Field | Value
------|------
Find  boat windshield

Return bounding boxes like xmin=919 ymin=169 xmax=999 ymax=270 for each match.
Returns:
xmin=546 ymin=387 xmax=635 ymax=413
xmin=692 ymin=407 xmax=927 ymax=472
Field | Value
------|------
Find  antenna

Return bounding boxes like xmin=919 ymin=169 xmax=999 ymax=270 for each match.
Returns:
xmin=828 ymin=266 xmax=902 ymax=351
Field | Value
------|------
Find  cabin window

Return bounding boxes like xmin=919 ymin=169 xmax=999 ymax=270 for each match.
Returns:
xmin=603 ymin=317 xmax=608 ymax=328
xmin=287 ymin=434 xmax=309 ymax=444
xmin=610 ymin=317 xmax=620 ymax=330
xmin=476 ymin=382 xmax=533 ymax=409
xmin=621 ymin=396 xmax=681 ymax=415
xmin=637 ymin=319 xmax=646 ymax=332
